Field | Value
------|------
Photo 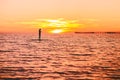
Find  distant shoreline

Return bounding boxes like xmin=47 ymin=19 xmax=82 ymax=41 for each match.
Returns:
xmin=74 ymin=32 xmax=120 ymax=34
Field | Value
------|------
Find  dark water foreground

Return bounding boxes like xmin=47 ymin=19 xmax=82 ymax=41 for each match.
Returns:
xmin=0 ymin=33 xmax=120 ymax=80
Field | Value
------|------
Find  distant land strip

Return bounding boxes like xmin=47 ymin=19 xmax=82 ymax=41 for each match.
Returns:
xmin=74 ymin=32 xmax=120 ymax=34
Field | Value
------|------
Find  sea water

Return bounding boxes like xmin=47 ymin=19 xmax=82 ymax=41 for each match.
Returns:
xmin=0 ymin=33 xmax=120 ymax=80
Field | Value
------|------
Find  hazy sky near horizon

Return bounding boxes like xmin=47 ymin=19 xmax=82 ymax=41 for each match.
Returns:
xmin=0 ymin=0 xmax=120 ymax=33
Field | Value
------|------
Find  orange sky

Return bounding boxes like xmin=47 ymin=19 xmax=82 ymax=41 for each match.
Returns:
xmin=0 ymin=0 xmax=120 ymax=33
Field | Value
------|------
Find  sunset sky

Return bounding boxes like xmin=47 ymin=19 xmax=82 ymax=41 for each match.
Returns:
xmin=0 ymin=0 xmax=120 ymax=33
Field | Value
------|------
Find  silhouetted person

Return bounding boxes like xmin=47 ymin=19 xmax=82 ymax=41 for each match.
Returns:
xmin=39 ymin=28 xmax=41 ymax=41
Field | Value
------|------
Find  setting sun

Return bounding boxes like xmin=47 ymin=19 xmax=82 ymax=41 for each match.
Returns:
xmin=50 ymin=29 xmax=64 ymax=34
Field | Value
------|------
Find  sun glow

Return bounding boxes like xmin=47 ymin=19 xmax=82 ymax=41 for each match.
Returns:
xmin=19 ymin=18 xmax=81 ymax=33
xmin=50 ymin=29 xmax=64 ymax=34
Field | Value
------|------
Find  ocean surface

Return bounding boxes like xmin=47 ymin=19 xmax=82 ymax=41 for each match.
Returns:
xmin=0 ymin=33 xmax=120 ymax=80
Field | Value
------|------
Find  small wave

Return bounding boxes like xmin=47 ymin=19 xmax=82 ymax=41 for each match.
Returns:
xmin=0 ymin=50 xmax=14 ymax=53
